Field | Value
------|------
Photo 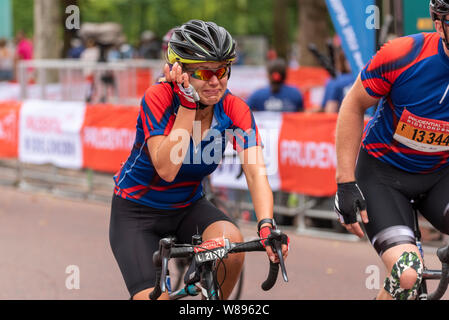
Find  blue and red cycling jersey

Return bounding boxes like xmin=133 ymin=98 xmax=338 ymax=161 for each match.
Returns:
xmin=113 ymin=82 xmax=261 ymax=209
xmin=361 ymin=32 xmax=449 ymax=173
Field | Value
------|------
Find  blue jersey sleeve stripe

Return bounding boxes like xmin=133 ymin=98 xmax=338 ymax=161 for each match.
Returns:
xmin=141 ymin=94 xmax=174 ymax=135
xmin=141 ymin=94 xmax=158 ymax=131
xmin=364 ymin=87 xmax=384 ymax=98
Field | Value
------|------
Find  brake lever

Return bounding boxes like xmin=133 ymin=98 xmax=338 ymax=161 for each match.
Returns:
xmin=159 ymin=237 xmax=175 ymax=292
xmin=269 ymin=229 xmax=289 ymax=282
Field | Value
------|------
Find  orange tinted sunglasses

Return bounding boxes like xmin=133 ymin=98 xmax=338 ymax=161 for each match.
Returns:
xmin=186 ymin=66 xmax=229 ymax=81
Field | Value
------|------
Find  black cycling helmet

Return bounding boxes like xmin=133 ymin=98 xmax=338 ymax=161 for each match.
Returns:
xmin=167 ymin=19 xmax=236 ymax=65
xmin=430 ymin=0 xmax=449 ymax=20
xmin=430 ymin=0 xmax=449 ymax=50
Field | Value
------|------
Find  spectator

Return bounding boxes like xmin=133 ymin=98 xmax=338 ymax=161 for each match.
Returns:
xmin=160 ymin=27 xmax=176 ymax=60
xmin=14 ymin=31 xmax=33 ymax=81
xmin=15 ymin=31 xmax=33 ymax=61
xmin=80 ymin=38 xmax=100 ymax=102
xmin=246 ymin=58 xmax=303 ymax=112
xmin=246 ymin=58 xmax=303 ymax=226
xmin=0 ymin=38 xmax=14 ymax=81
xmin=67 ymin=38 xmax=84 ymax=59
xmin=80 ymin=38 xmax=100 ymax=63
xmin=321 ymin=44 xmax=355 ymax=113
xmin=138 ymin=30 xmax=160 ymax=59
xmin=106 ymin=43 xmax=121 ymax=62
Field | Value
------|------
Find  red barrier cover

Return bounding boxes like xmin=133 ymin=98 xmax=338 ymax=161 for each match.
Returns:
xmin=0 ymin=101 xmax=21 ymax=158
xmin=278 ymin=113 xmax=338 ymax=196
xmin=82 ymin=104 xmax=139 ymax=173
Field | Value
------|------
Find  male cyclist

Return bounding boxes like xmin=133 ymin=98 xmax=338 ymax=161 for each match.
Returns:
xmin=109 ymin=20 xmax=288 ymax=300
xmin=334 ymin=0 xmax=449 ymax=300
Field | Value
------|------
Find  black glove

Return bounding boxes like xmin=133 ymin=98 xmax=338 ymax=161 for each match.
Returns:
xmin=334 ymin=181 xmax=366 ymax=224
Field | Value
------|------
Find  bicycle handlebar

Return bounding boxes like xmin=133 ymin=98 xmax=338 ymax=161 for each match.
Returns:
xmin=427 ymin=245 xmax=449 ymax=300
xmin=149 ymin=232 xmax=288 ymax=300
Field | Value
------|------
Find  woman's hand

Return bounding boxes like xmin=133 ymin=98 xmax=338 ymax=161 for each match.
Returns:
xmin=259 ymin=226 xmax=289 ymax=263
xmin=164 ymin=62 xmax=199 ymax=109
xmin=164 ymin=62 xmax=190 ymax=88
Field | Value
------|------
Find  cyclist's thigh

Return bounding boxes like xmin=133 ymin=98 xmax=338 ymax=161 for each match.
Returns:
xmin=356 ymin=150 xmax=417 ymax=256
xmin=109 ymin=195 xmax=183 ymax=298
xmin=175 ymin=196 xmax=240 ymax=244
xmin=418 ymin=167 xmax=449 ymax=235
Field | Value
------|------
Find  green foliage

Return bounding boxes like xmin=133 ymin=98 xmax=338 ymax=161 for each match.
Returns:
xmin=77 ymin=0 xmax=298 ymax=46
xmin=12 ymin=0 xmax=299 ymax=47
xmin=12 ymin=0 xmax=34 ymax=38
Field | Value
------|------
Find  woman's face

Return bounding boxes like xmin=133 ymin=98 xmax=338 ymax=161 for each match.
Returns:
xmin=184 ymin=62 xmax=229 ymax=106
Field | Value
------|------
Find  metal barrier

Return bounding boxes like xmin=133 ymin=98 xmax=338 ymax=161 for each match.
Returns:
xmin=17 ymin=59 xmax=164 ymax=105
xmin=1 ymin=159 xmax=447 ymax=246
xmin=0 ymin=157 xmax=358 ymax=241
xmin=4 ymin=59 xmax=445 ymax=245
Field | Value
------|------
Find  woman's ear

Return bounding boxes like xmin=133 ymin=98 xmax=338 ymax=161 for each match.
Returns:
xmin=435 ymin=19 xmax=443 ymax=35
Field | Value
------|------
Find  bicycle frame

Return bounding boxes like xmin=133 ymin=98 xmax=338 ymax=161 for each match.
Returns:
xmin=168 ymin=260 xmax=220 ymax=300
xmin=411 ymin=199 xmax=449 ymax=300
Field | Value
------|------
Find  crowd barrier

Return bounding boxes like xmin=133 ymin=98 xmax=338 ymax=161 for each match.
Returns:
xmin=0 ymin=99 xmax=446 ymax=244
xmin=0 ymin=99 xmax=362 ymax=241
xmin=0 ymin=100 xmax=342 ymax=194
xmin=11 ymin=59 xmax=330 ymax=110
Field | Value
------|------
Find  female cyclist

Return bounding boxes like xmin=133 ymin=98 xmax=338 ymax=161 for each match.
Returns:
xmin=109 ymin=19 xmax=288 ymax=300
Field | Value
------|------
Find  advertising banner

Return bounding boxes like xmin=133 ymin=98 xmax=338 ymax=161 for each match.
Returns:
xmin=325 ymin=0 xmax=376 ymax=77
xmin=210 ymin=112 xmax=282 ymax=191
xmin=18 ymin=100 xmax=86 ymax=169
xmin=0 ymin=98 xmax=359 ymax=196
xmin=82 ymin=104 xmax=138 ymax=173
xmin=0 ymin=101 xmax=20 ymax=158
xmin=278 ymin=113 xmax=338 ymax=196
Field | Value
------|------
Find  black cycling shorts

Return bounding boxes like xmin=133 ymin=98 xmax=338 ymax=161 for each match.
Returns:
xmin=356 ymin=148 xmax=449 ymax=255
xmin=109 ymin=194 xmax=236 ymax=297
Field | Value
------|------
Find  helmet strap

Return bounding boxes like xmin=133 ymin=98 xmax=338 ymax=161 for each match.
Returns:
xmin=198 ymin=102 xmax=209 ymax=110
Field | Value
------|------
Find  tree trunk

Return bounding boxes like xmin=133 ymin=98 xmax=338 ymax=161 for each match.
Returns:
xmin=34 ymin=0 xmax=62 ymax=59
xmin=34 ymin=0 xmax=63 ymax=84
xmin=298 ymin=0 xmax=328 ymax=66
xmin=273 ymin=0 xmax=289 ymax=61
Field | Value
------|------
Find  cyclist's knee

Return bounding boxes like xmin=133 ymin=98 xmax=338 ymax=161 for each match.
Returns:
xmin=203 ymin=220 xmax=243 ymax=242
xmin=399 ymin=268 xmax=418 ymax=289
xmin=383 ymin=251 xmax=423 ymax=300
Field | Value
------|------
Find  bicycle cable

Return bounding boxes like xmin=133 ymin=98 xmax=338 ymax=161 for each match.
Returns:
xmin=192 ymin=243 xmax=227 ymax=299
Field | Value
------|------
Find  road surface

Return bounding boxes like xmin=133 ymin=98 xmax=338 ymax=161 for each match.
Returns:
xmin=0 ymin=185 xmax=447 ymax=300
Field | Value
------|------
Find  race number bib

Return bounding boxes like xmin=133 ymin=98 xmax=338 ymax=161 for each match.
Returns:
xmin=393 ymin=109 xmax=449 ymax=153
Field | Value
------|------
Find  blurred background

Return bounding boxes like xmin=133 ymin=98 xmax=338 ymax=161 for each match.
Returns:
xmin=0 ymin=0 xmax=446 ymax=300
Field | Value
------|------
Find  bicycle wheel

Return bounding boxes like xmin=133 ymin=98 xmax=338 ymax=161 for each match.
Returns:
xmin=229 ymin=267 xmax=244 ymax=300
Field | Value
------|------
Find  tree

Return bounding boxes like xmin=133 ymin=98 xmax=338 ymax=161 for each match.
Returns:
xmin=297 ymin=0 xmax=329 ymax=66
xmin=273 ymin=0 xmax=288 ymax=61
xmin=34 ymin=0 xmax=63 ymax=59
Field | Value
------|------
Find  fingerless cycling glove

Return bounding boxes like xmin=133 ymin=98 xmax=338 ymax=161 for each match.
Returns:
xmin=334 ymin=181 xmax=366 ymax=224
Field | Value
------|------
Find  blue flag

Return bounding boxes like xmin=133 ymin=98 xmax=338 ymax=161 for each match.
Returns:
xmin=325 ymin=0 xmax=376 ymax=78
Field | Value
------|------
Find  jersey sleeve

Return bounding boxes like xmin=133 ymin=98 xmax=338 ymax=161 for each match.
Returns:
xmin=223 ymin=93 xmax=262 ymax=153
xmin=361 ymin=35 xmax=417 ymax=98
xmin=140 ymin=82 xmax=176 ymax=141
